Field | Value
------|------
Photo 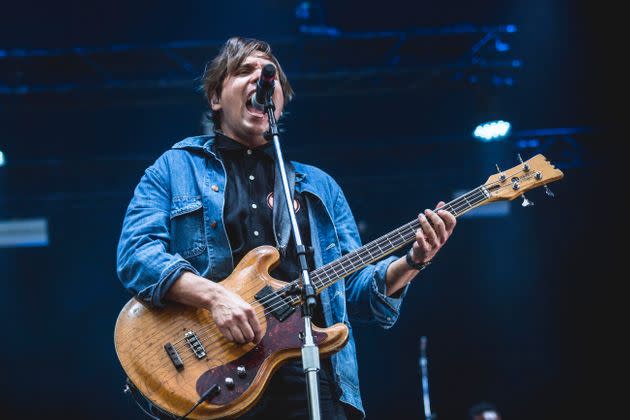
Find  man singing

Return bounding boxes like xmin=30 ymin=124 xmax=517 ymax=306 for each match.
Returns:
xmin=117 ymin=36 xmax=456 ymax=419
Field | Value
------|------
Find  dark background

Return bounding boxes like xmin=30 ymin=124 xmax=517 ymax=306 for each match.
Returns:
xmin=0 ymin=1 xmax=614 ymax=419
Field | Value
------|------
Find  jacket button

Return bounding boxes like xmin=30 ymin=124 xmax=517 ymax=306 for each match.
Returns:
xmin=211 ymin=184 xmax=219 ymax=192
xmin=210 ymin=221 xmax=217 ymax=229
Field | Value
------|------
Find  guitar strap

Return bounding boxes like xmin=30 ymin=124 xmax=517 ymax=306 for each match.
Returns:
xmin=272 ymin=159 xmax=296 ymax=259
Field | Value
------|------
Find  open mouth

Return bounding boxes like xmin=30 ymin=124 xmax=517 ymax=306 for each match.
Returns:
xmin=245 ymin=92 xmax=266 ymax=118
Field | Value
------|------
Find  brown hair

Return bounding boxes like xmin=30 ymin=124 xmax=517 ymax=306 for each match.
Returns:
xmin=201 ymin=37 xmax=294 ymax=129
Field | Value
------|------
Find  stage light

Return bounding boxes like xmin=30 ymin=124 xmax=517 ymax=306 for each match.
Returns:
xmin=0 ymin=150 xmax=5 ymax=167
xmin=494 ymin=38 xmax=510 ymax=52
xmin=0 ymin=218 xmax=49 ymax=247
xmin=473 ymin=120 xmax=511 ymax=142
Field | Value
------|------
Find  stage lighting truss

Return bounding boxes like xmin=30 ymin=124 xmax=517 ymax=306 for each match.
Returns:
xmin=0 ymin=24 xmax=520 ymax=99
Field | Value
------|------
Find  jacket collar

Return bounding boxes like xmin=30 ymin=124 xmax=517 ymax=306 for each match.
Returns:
xmin=171 ymin=134 xmax=307 ymax=183
xmin=171 ymin=134 xmax=215 ymax=154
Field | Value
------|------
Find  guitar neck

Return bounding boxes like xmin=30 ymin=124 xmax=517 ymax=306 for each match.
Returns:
xmin=306 ymin=184 xmax=491 ymax=294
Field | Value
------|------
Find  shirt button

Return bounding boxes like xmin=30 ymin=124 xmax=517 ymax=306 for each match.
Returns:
xmin=246 ymin=149 xmax=252 ymax=155
xmin=251 ymin=203 xmax=258 ymax=209
xmin=253 ymin=230 xmax=259 ymax=237
xmin=211 ymin=184 xmax=219 ymax=192
xmin=210 ymin=221 xmax=217 ymax=229
xmin=248 ymin=175 xmax=255 ymax=181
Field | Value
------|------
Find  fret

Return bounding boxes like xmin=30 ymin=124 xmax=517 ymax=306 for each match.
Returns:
xmin=307 ymin=184 xmax=487 ymax=295
xmin=339 ymin=256 xmax=356 ymax=272
xmin=363 ymin=246 xmax=375 ymax=260
xmin=327 ymin=262 xmax=342 ymax=278
xmin=319 ymin=269 xmax=335 ymax=285
xmin=353 ymin=251 xmax=367 ymax=265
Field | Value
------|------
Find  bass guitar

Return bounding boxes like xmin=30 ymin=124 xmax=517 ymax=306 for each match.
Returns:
xmin=114 ymin=153 xmax=563 ymax=419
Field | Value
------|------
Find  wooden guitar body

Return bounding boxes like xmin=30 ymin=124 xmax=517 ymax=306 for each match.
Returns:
xmin=114 ymin=246 xmax=349 ymax=419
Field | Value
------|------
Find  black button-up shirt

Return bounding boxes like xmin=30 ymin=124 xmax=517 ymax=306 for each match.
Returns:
xmin=214 ymin=131 xmax=315 ymax=285
xmin=215 ymin=132 xmax=327 ymax=328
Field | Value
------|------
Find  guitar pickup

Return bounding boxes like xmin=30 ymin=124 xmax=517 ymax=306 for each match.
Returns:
xmin=255 ymin=285 xmax=295 ymax=322
xmin=164 ymin=342 xmax=184 ymax=370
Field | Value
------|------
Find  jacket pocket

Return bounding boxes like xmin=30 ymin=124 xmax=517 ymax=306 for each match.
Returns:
xmin=170 ymin=196 xmax=207 ymax=259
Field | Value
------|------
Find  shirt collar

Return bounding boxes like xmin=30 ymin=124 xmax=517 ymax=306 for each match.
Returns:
xmin=214 ymin=130 xmax=275 ymax=160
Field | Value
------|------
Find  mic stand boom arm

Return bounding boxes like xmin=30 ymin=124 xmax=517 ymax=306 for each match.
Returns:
xmin=264 ymin=95 xmax=322 ymax=420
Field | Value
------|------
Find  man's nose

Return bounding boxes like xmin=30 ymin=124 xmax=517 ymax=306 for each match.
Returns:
xmin=249 ymin=68 xmax=262 ymax=84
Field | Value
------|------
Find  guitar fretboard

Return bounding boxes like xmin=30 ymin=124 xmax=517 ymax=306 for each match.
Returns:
xmin=287 ymin=184 xmax=490 ymax=297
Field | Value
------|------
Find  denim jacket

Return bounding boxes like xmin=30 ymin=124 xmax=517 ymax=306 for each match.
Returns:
xmin=116 ymin=134 xmax=409 ymax=416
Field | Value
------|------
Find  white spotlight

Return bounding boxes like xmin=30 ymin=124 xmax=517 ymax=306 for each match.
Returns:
xmin=473 ymin=120 xmax=511 ymax=142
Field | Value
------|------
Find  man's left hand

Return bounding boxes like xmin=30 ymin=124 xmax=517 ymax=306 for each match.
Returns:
xmin=411 ymin=201 xmax=457 ymax=265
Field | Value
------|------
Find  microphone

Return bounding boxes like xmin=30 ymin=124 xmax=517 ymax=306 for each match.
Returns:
xmin=250 ymin=63 xmax=276 ymax=111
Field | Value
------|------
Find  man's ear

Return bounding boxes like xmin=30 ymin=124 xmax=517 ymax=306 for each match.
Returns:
xmin=210 ymin=93 xmax=221 ymax=111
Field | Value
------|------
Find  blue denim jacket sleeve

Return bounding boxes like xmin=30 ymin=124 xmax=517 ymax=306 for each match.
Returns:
xmin=331 ymin=183 xmax=410 ymax=329
xmin=116 ymin=156 xmax=200 ymax=307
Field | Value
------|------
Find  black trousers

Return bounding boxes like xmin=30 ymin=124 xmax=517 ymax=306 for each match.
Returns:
xmin=239 ymin=359 xmax=358 ymax=419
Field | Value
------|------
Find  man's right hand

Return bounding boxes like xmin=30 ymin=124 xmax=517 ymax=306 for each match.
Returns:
xmin=165 ymin=271 xmax=263 ymax=344
xmin=206 ymin=284 xmax=263 ymax=344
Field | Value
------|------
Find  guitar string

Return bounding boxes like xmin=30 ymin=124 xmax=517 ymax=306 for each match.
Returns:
xmin=154 ymin=181 xmax=508 ymax=368
xmin=152 ymin=173 xmax=536 ymax=375
xmin=156 ymin=175 xmax=514 ymax=363
xmin=139 ymin=176 xmax=510 ymax=371
xmin=164 ymin=183 xmax=489 ymax=352
xmin=144 ymin=189 xmax=483 ymax=371
xmin=147 ymin=172 xmax=534 ymax=370
xmin=152 ymin=222 xmax=420 ymax=372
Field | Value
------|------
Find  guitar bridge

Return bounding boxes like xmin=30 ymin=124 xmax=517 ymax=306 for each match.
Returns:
xmin=255 ymin=285 xmax=296 ymax=322
xmin=185 ymin=331 xmax=207 ymax=359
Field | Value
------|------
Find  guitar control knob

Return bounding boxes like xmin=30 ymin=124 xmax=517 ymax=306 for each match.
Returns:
xmin=237 ymin=366 xmax=246 ymax=378
xmin=225 ymin=377 xmax=235 ymax=389
xmin=535 ymin=171 xmax=542 ymax=180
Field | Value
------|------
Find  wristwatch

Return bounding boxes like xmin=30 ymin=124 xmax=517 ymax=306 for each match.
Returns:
xmin=405 ymin=249 xmax=432 ymax=271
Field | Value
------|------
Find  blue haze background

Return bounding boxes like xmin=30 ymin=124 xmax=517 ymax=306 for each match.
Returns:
xmin=0 ymin=1 xmax=614 ymax=419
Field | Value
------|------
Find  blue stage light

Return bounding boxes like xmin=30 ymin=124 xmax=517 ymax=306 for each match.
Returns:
xmin=0 ymin=150 xmax=5 ymax=167
xmin=494 ymin=38 xmax=510 ymax=52
xmin=473 ymin=120 xmax=511 ymax=142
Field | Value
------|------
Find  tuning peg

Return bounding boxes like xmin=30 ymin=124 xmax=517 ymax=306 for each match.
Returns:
xmin=517 ymin=153 xmax=530 ymax=171
xmin=495 ymin=164 xmax=507 ymax=182
xmin=521 ymin=193 xmax=534 ymax=207
xmin=544 ymin=184 xmax=555 ymax=198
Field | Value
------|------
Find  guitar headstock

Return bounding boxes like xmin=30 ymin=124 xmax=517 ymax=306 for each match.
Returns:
xmin=484 ymin=154 xmax=564 ymax=202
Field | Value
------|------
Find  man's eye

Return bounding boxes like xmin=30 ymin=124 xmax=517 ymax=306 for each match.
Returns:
xmin=237 ymin=66 xmax=254 ymax=75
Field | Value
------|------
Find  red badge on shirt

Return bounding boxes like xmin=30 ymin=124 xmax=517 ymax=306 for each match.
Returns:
xmin=267 ymin=192 xmax=300 ymax=213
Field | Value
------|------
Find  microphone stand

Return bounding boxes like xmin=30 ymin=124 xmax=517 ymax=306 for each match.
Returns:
xmin=263 ymin=94 xmax=322 ymax=420
xmin=420 ymin=336 xmax=436 ymax=420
